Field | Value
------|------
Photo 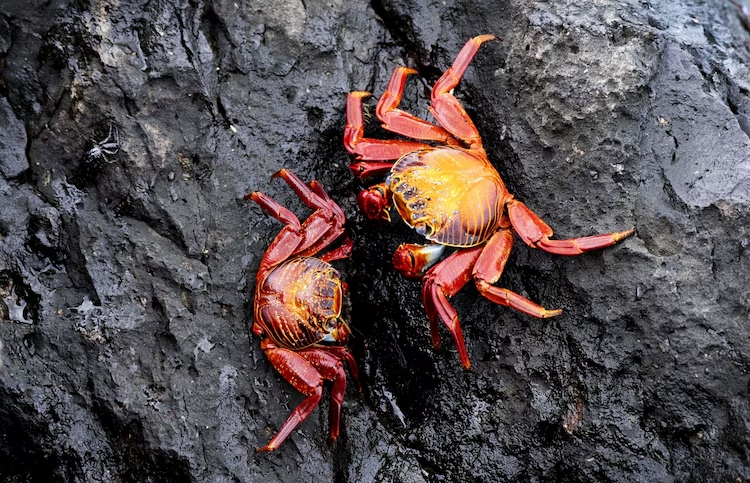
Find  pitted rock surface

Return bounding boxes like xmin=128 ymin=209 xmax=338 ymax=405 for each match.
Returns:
xmin=1 ymin=0 xmax=749 ymax=481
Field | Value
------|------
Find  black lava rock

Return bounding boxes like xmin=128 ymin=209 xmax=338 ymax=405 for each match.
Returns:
xmin=1 ymin=0 xmax=749 ymax=481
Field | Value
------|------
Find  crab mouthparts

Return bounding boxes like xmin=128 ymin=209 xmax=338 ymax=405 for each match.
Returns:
xmin=357 ymin=183 xmax=392 ymax=222
xmin=321 ymin=317 xmax=351 ymax=344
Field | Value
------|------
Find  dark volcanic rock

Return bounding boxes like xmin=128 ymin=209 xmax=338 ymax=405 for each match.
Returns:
xmin=1 ymin=0 xmax=749 ymax=481
xmin=0 ymin=96 xmax=28 ymax=179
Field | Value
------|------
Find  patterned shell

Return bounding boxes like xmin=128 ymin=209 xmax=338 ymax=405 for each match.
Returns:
xmin=388 ymin=147 xmax=508 ymax=247
xmin=254 ymin=257 xmax=344 ymax=350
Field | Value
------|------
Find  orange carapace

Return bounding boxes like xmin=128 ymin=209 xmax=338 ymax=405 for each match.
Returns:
xmin=246 ymin=169 xmax=359 ymax=452
xmin=344 ymin=35 xmax=634 ymax=370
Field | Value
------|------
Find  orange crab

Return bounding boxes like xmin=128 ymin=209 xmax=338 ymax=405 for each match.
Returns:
xmin=344 ymin=35 xmax=634 ymax=370
xmin=245 ymin=169 xmax=359 ymax=452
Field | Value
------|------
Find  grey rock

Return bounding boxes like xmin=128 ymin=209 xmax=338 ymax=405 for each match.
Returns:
xmin=0 ymin=0 xmax=749 ymax=481
xmin=0 ymin=97 xmax=29 ymax=179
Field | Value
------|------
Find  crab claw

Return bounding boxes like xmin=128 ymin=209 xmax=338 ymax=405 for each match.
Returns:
xmin=393 ymin=243 xmax=446 ymax=279
xmin=357 ymin=183 xmax=392 ymax=222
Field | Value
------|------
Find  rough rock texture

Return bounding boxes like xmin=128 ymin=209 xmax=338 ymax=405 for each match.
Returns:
xmin=1 ymin=0 xmax=749 ymax=481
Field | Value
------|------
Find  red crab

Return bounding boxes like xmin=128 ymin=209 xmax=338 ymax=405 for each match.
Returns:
xmin=245 ymin=169 xmax=359 ymax=452
xmin=344 ymin=35 xmax=634 ymax=370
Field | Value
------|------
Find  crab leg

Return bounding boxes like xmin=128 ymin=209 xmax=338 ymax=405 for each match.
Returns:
xmin=376 ymin=67 xmax=459 ymax=144
xmin=323 ymin=346 xmax=361 ymax=392
xmin=246 ymin=193 xmax=340 ymax=278
xmin=303 ymin=182 xmax=354 ymax=260
xmin=421 ymin=246 xmax=484 ymax=370
xmin=257 ymin=347 xmax=347 ymax=452
xmin=345 ymin=91 xmax=432 ymax=165
xmin=308 ymin=179 xmax=345 ymax=221
xmin=506 ymin=199 xmax=635 ymax=255
xmin=246 ymin=191 xmax=302 ymax=229
xmin=473 ymin=229 xmax=563 ymax=318
xmin=429 ymin=34 xmax=497 ymax=150
xmin=256 ymin=348 xmax=323 ymax=452
xmin=318 ymin=237 xmax=354 ymax=263
xmin=246 ymin=191 xmax=306 ymax=279
xmin=273 ymin=169 xmax=332 ymax=215
xmin=298 ymin=349 xmax=350 ymax=445
xmin=268 ymin=169 xmax=348 ymax=259
xmin=294 ymin=215 xmax=345 ymax=258
xmin=350 ymin=161 xmax=399 ymax=179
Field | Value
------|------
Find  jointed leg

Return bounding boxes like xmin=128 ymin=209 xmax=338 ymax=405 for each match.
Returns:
xmin=507 ymin=199 xmax=635 ymax=256
xmin=323 ymin=346 xmax=361 ymax=392
xmin=429 ymin=34 xmax=497 ymax=150
xmin=245 ymin=191 xmax=306 ymax=279
xmin=257 ymin=348 xmax=325 ymax=452
xmin=257 ymin=347 xmax=352 ymax=451
xmin=308 ymin=179 xmax=345 ymax=221
xmin=270 ymin=169 xmax=348 ymax=258
xmin=327 ymin=365 xmax=347 ymax=445
xmin=473 ymin=229 xmax=562 ymax=318
xmin=273 ymin=169 xmax=335 ymax=216
xmin=247 ymin=192 xmax=332 ymax=266
xmin=319 ymin=237 xmax=354 ymax=263
xmin=245 ymin=191 xmax=302 ymax=230
xmin=376 ymin=67 xmax=458 ymax=144
xmin=298 ymin=349 xmax=350 ymax=445
xmin=345 ymin=91 xmax=433 ymax=164
xmin=421 ymin=246 xmax=484 ymax=369
xmin=246 ymin=171 xmax=350 ymax=274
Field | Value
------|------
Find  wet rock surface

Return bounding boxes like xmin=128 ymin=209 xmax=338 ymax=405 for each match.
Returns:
xmin=1 ymin=0 xmax=749 ymax=481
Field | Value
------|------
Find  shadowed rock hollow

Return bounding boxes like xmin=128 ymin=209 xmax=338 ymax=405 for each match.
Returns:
xmin=1 ymin=0 xmax=749 ymax=481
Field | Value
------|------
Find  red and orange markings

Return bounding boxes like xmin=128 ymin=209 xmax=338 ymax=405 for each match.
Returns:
xmin=344 ymin=35 xmax=634 ymax=369
xmin=248 ymin=170 xmax=358 ymax=452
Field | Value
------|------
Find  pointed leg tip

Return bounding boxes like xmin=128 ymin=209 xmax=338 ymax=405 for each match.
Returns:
xmin=271 ymin=169 xmax=288 ymax=179
xmin=475 ymin=34 xmax=498 ymax=43
xmin=255 ymin=445 xmax=274 ymax=453
xmin=244 ymin=191 xmax=259 ymax=201
xmin=545 ymin=309 xmax=563 ymax=318
xmin=457 ymin=346 xmax=472 ymax=370
xmin=615 ymin=227 xmax=636 ymax=242
xmin=350 ymin=91 xmax=372 ymax=99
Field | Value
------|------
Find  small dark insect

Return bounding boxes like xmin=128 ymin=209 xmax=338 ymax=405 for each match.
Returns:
xmin=85 ymin=123 xmax=120 ymax=164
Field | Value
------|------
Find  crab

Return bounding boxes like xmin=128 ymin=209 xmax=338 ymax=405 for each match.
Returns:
xmin=246 ymin=169 xmax=360 ymax=452
xmin=344 ymin=34 xmax=634 ymax=370
xmin=85 ymin=123 xmax=120 ymax=164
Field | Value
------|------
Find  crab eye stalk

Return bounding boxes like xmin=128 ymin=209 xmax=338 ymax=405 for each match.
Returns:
xmin=357 ymin=183 xmax=392 ymax=222
xmin=334 ymin=317 xmax=352 ymax=342
xmin=415 ymin=222 xmax=434 ymax=237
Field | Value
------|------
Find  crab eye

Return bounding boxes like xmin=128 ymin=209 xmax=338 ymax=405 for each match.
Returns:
xmin=415 ymin=223 xmax=433 ymax=236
